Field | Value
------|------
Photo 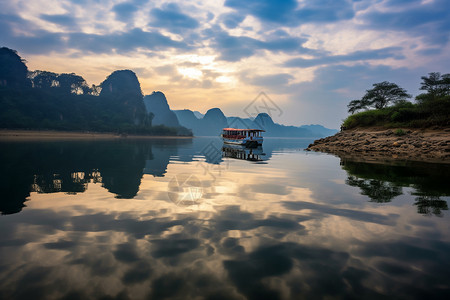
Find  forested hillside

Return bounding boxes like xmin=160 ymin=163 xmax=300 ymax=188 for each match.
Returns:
xmin=0 ymin=47 xmax=192 ymax=136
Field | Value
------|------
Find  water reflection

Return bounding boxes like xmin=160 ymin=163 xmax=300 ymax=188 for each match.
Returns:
xmin=222 ymin=144 xmax=266 ymax=162
xmin=1 ymin=138 xmax=450 ymax=299
xmin=0 ymin=139 xmax=192 ymax=214
xmin=345 ymin=176 xmax=403 ymax=203
xmin=1 ymin=138 xmax=305 ymax=215
xmin=341 ymin=157 xmax=450 ymax=216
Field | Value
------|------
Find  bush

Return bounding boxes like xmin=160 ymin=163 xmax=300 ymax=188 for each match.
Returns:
xmin=342 ymin=109 xmax=388 ymax=129
xmin=395 ymin=129 xmax=406 ymax=136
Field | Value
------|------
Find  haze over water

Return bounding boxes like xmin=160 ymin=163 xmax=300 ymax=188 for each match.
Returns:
xmin=0 ymin=137 xmax=449 ymax=299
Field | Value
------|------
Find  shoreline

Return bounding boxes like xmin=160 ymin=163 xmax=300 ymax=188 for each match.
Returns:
xmin=0 ymin=129 xmax=193 ymax=141
xmin=306 ymin=127 xmax=450 ymax=164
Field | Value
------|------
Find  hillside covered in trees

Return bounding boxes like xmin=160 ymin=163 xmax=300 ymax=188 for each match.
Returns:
xmin=0 ymin=47 xmax=191 ymax=136
xmin=343 ymin=73 xmax=450 ymax=129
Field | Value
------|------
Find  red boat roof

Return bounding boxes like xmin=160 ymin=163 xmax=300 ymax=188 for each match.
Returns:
xmin=222 ymin=128 xmax=265 ymax=132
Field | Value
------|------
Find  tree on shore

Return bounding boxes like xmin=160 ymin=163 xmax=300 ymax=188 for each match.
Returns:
xmin=363 ymin=81 xmax=411 ymax=109
xmin=343 ymin=72 xmax=449 ymax=129
xmin=347 ymin=81 xmax=411 ymax=113
xmin=416 ymin=72 xmax=450 ymax=103
xmin=347 ymin=98 xmax=370 ymax=114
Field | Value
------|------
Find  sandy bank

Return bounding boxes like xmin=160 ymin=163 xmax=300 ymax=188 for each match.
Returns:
xmin=0 ymin=130 xmax=193 ymax=141
xmin=306 ymin=127 xmax=450 ymax=164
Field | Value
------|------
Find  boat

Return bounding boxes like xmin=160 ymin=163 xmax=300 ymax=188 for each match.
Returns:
xmin=221 ymin=128 xmax=264 ymax=147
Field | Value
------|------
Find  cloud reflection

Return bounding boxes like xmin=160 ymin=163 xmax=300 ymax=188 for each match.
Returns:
xmin=1 ymin=138 xmax=450 ymax=299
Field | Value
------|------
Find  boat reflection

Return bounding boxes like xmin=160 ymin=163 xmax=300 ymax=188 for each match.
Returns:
xmin=222 ymin=144 xmax=267 ymax=162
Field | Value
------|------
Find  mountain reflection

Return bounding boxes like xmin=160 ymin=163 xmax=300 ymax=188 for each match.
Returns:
xmin=0 ymin=139 xmax=192 ymax=214
xmin=1 ymin=137 xmax=310 ymax=215
xmin=341 ymin=158 xmax=450 ymax=215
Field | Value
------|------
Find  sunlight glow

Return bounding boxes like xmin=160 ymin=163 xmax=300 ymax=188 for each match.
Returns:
xmin=178 ymin=67 xmax=203 ymax=79
xmin=215 ymin=75 xmax=233 ymax=83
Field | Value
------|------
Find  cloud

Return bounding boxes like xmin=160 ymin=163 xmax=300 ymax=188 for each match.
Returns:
xmin=282 ymin=200 xmax=398 ymax=225
xmin=43 ymin=239 xmax=77 ymax=250
xmin=66 ymin=28 xmax=189 ymax=54
xmin=294 ymin=0 xmax=355 ymax=23
xmin=284 ymin=47 xmax=405 ymax=68
xmin=151 ymin=236 xmax=201 ymax=258
xmin=247 ymin=73 xmax=294 ymax=88
xmin=359 ymin=0 xmax=450 ymax=45
xmin=40 ymin=13 xmax=78 ymax=29
xmin=224 ymin=0 xmax=298 ymax=24
xmin=122 ymin=261 xmax=153 ymax=285
xmin=113 ymin=242 xmax=141 ymax=263
xmin=416 ymin=48 xmax=442 ymax=56
xmin=204 ymin=26 xmax=310 ymax=61
xmin=276 ymin=63 xmax=423 ymax=128
xmin=292 ymin=63 xmax=420 ymax=94
xmin=112 ymin=2 xmax=139 ymax=23
xmin=212 ymin=206 xmax=306 ymax=234
xmin=0 ymin=15 xmax=189 ymax=55
xmin=149 ymin=3 xmax=199 ymax=33
xmin=220 ymin=12 xmax=246 ymax=29
xmin=223 ymin=242 xmax=353 ymax=300
xmin=224 ymin=0 xmax=354 ymax=27
xmin=0 ymin=13 xmax=65 ymax=54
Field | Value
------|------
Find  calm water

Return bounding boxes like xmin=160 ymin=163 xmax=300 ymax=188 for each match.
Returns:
xmin=1 ymin=137 xmax=450 ymax=300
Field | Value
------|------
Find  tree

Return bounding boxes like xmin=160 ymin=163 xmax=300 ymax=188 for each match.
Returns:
xmin=90 ymin=84 xmax=102 ymax=96
xmin=347 ymin=98 xmax=370 ymax=114
xmin=362 ymin=81 xmax=411 ymax=109
xmin=29 ymin=70 xmax=59 ymax=89
xmin=441 ymin=74 xmax=450 ymax=96
xmin=416 ymin=72 xmax=450 ymax=103
xmin=347 ymin=81 xmax=411 ymax=113
xmin=420 ymin=72 xmax=441 ymax=99
xmin=29 ymin=71 xmax=91 ymax=94
xmin=57 ymin=73 xmax=89 ymax=94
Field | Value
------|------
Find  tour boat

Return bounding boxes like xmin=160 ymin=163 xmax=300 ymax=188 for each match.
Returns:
xmin=221 ymin=128 xmax=264 ymax=147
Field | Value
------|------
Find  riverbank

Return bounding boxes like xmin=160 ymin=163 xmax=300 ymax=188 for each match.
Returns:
xmin=306 ymin=127 xmax=450 ymax=164
xmin=0 ymin=129 xmax=193 ymax=141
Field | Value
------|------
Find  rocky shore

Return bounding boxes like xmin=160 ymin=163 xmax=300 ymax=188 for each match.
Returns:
xmin=306 ymin=128 xmax=450 ymax=163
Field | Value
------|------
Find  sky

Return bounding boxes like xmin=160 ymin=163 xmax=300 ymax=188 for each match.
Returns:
xmin=1 ymin=0 xmax=449 ymax=129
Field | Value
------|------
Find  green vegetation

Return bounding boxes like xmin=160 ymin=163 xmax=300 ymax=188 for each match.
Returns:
xmin=394 ymin=129 xmax=406 ymax=136
xmin=343 ymin=73 xmax=450 ymax=129
xmin=0 ymin=47 xmax=192 ymax=136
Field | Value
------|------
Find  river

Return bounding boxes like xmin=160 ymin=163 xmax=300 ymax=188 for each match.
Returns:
xmin=0 ymin=137 xmax=449 ymax=299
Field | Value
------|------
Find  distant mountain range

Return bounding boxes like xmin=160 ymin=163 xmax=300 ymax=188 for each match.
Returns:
xmin=147 ymin=91 xmax=337 ymax=137
xmin=1 ymin=46 xmax=337 ymax=137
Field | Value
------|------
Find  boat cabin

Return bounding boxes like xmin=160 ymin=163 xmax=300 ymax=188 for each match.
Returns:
xmin=222 ymin=128 xmax=265 ymax=139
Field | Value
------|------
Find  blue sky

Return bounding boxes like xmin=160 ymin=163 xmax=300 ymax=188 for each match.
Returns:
xmin=1 ymin=0 xmax=449 ymax=128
